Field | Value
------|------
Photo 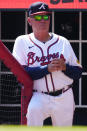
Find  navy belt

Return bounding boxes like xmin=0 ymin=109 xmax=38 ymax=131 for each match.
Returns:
xmin=33 ymin=84 xmax=72 ymax=96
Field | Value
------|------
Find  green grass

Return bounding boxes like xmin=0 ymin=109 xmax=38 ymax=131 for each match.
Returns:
xmin=0 ymin=125 xmax=87 ymax=131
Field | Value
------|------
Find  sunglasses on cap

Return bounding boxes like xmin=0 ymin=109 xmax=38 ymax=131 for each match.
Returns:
xmin=30 ymin=15 xmax=49 ymax=21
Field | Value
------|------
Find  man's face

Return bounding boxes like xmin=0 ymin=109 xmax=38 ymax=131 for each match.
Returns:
xmin=28 ymin=14 xmax=50 ymax=33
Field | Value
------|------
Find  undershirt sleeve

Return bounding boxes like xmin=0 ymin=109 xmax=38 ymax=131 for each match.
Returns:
xmin=63 ymin=64 xmax=83 ymax=80
xmin=23 ymin=65 xmax=50 ymax=80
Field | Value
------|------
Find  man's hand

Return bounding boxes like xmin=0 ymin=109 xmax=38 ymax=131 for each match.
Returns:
xmin=48 ymin=58 xmax=66 ymax=73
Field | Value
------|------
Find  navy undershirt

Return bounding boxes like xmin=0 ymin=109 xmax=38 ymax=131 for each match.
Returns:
xmin=23 ymin=64 xmax=83 ymax=80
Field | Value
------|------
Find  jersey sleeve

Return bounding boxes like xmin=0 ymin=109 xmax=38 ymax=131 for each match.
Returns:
xmin=65 ymin=39 xmax=82 ymax=68
xmin=63 ymin=39 xmax=83 ymax=80
xmin=12 ymin=36 xmax=26 ymax=65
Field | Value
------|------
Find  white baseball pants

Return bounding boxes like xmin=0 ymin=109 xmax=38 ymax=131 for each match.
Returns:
xmin=26 ymin=88 xmax=75 ymax=126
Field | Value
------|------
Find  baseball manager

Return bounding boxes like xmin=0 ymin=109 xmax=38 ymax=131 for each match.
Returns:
xmin=13 ymin=2 xmax=83 ymax=126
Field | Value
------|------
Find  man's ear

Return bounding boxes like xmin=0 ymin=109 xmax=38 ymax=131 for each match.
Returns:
xmin=27 ymin=17 xmax=32 ymax=26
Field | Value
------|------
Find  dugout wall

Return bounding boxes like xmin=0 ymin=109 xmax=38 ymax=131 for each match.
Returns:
xmin=0 ymin=10 xmax=87 ymax=125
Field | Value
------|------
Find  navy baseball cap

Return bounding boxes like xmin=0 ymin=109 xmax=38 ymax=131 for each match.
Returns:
xmin=28 ymin=2 xmax=51 ymax=17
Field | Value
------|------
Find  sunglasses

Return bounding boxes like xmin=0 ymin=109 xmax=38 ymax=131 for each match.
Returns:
xmin=30 ymin=15 xmax=49 ymax=21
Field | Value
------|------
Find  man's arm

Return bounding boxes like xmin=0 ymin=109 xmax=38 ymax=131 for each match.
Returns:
xmin=23 ymin=58 xmax=83 ymax=80
xmin=63 ymin=64 xmax=83 ymax=80
xmin=47 ymin=58 xmax=83 ymax=80
xmin=23 ymin=65 xmax=50 ymax=80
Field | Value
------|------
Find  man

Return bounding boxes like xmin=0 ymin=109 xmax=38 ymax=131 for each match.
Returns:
xmin=13 ymin=2 xmax=83 ymax=126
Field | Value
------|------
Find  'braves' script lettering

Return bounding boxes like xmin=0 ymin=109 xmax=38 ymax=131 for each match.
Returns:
xmin=27 ymin=52 xmax=59 ymax=66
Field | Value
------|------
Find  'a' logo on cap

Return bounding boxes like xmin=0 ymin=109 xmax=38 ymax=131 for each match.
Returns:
xmin=39 ymin=4 xmax=46 ymax=10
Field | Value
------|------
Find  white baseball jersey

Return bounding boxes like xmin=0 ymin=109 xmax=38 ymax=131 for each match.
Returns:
xmin=13 ymin=33 xmax=82 ymax=92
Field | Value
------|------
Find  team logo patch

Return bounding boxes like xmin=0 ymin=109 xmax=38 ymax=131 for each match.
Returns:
xmin=77 ymin=59 xmax=80 ymax=64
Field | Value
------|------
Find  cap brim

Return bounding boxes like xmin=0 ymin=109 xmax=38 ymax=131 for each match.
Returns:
xmin=30 ymin=11 xmax=52 ymax=16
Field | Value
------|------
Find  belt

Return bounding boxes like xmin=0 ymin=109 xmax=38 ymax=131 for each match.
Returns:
xmin=33 ymin=84 xmax=73 ymax=96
